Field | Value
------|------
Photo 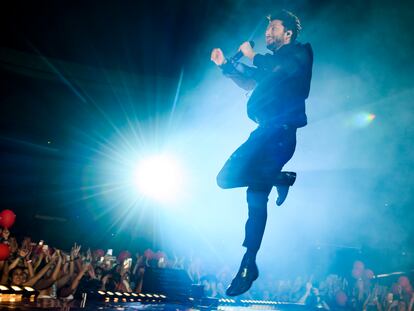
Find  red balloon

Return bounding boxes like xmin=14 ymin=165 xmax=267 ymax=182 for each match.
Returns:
xmin=117 ymin=250 xmax=131 ymax=263
xmin=353 ymin=260 xmax=365 ymax=270
xmin=144 ymin=249 xmax=154 ymax=259
xmin=335 ymin=291 xmax=348 ymax=306
xmin=0 ymin=210 xmax=16 ymax=229
xmin=399 ymin=276 xmax=410 ymax=288
xmin=154 ymin=251 xmax=166 ymax=260
xmin=94 ymin=249 xmax=105 ymax=258
xmin=0 ymin=244 xmax=10 ymax=261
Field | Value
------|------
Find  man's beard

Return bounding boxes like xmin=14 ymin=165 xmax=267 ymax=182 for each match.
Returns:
xmin=266 ymin=36 xmax=284 ymax=51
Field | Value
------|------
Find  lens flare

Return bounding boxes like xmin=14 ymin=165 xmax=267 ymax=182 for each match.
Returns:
xmin=366 ymin=113 xmax=376 ymax=121
xmin=349 ymin=112 xmax=376 ymax=128
xmin=133 ymin=154 xmax=184 ymax=203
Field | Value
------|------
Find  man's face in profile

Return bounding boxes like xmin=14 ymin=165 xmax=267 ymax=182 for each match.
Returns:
xmin=265 ymin=20 xmax=288 ymax=51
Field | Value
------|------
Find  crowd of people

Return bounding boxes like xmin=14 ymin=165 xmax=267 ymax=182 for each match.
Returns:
xmin=0 ymin=226 xmax=412 ymax=310
xmin=198 ymin=261 xmax=414 ymax=310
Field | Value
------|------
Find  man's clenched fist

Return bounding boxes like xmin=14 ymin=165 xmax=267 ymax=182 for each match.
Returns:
xmin=211 ymin=48 xmax=226 ymax=66
xmin=239 ymin=41 xmax=256 ymax=60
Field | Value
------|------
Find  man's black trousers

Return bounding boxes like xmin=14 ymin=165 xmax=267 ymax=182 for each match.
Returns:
xmin=216 ymin=125 xmax=297 ymax=252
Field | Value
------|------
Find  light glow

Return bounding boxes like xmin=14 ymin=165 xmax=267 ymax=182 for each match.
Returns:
xmin=133 ymin=154 xmax=184 ymax=203
xmin=349 ymin=112 xmax=376 ymax=128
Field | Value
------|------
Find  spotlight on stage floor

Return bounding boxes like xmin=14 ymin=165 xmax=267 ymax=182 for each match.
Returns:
xmin=133 ymin=154 xmax=185 ymax=203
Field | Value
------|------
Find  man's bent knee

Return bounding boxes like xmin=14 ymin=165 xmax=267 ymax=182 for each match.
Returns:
xmin=246 ymin=187 xmax=272 ymax=207
xmin=216 ymin=174 xmax=229 ymax=189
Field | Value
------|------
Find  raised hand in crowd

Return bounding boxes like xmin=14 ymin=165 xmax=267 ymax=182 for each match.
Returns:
xmin=70 ymin=243 xmax=81 ymax=261
xmin=408 ymin=292 xmax=414 ymax=311
xmin=298 ymin=281 xmax=313 ymax=304
xmin=1 ymin=228 xmax=10 ymax=241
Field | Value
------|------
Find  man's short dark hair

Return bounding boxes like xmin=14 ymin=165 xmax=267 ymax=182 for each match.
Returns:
xmin=267 ymin=10 xmax=302 ymax=41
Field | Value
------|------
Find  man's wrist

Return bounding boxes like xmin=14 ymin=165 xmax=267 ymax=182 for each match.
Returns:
xmin=247 ymin=52 xmax=256 ymax=61
xmin=219 ymin=59 xmax=235 ymax=74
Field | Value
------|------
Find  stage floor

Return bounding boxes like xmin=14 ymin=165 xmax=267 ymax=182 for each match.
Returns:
xmin=0 ymin=300 xmax=309 ymax=310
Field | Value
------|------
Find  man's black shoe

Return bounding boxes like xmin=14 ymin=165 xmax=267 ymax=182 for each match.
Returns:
xmin=275 ymin=172 xmax=296 ymax=206
xmin=274 ymin=171 xmax=296 ymax=186
xmin=276 ymin=185 xmax=289 ymax=206
xmin=226 ymin=255 xmax=259 ymax=296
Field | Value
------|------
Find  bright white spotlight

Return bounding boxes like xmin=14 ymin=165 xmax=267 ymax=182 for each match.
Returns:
xmin=133 ymin=154 xmax=184 ymax=203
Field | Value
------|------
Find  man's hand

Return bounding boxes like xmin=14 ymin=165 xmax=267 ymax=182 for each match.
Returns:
xmin=2 ymin=228 xmax=10 ymax=240
xmin=18 ymin=248 xmax=31 ymax=259
xmin=211 ymin=48 xmax=226 ymax=66
xmin=70 ymin=243 xmax=81 ymax=260
xmin=82 ymin=262 xmax=92 ymax=272
xmin=239 ymin=41 xmax=256 ymax=60
xmin=312 ymin=287 xmax=320 ymax=296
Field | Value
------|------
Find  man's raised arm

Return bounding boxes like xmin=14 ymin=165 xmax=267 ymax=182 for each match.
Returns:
xmin=211 ymin=45 xmax=262 ymax=91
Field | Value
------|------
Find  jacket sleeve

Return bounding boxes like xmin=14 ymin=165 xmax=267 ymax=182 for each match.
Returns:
xmin=219 ymin=58 xmax=265 ymax=91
